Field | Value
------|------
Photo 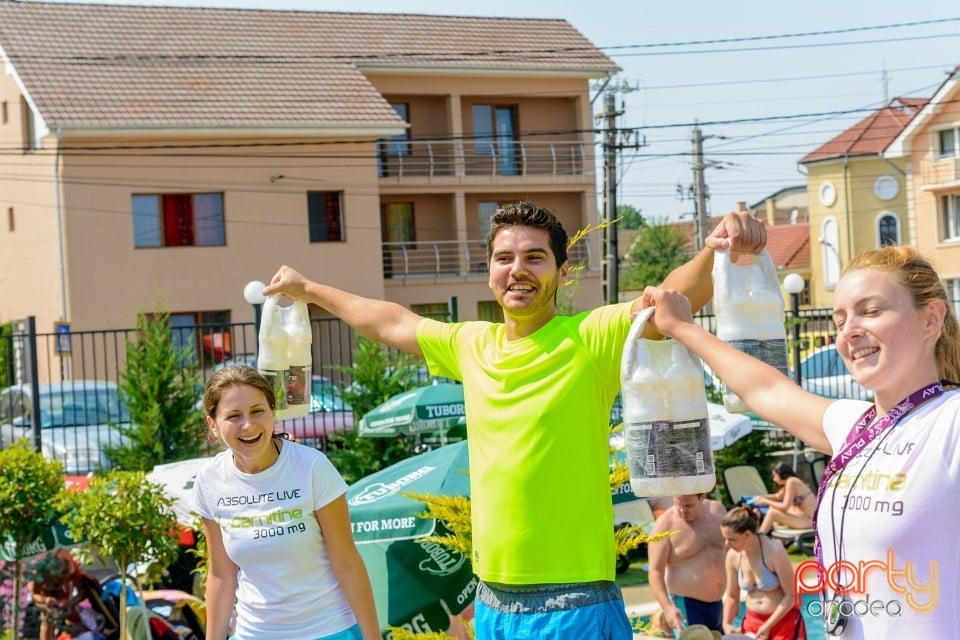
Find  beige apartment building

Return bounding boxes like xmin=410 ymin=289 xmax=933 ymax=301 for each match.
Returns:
xmin=887 ymin=67 xmax=960 ymax=310
xmin=0 ymin=2 xmax=616 ymax=380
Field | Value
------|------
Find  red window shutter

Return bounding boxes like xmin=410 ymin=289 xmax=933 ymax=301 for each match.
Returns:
xmin=163 ymin=194 xmax=194 ymax=246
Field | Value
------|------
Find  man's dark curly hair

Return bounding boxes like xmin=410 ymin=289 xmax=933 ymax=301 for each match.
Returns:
xmin=485 ymin=201 xmax=568 ymax=267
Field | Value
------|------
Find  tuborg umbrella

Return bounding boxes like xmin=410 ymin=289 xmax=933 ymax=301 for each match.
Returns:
xmin=346 ymin=441 xmax=475 ymax=638
xmin=358 ymin=382 xmax=466 ymax=439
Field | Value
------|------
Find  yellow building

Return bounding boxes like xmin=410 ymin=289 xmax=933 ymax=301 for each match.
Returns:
xmin=799 ymin=98 xmax=926 ymax=307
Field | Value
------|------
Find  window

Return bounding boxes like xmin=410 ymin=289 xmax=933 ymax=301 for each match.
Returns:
xmin=876 ymin=212 xmax=900 ymax=247
xmin=941 ymin=193 xmax=960 ymax=241
xmin=820 ymin=218 xmax=841 ymax=289
xmin=132 ymin=193 xmax=225 ymax=248
xmin=472 ymin=104 xmax=519 ymax=176
xmin=478 ymin=201 xmax=499 ymax=241
xmin=384 ymin=103 xmax=410 ymax=157
xmin=938 ymin=128 xmax=958 ymax=158
xmin=307 ymin=192 xmax=344 ymax=242
xmin=165 ymin=310 xmax=231 ymax=365
xmin=381 ymin=202 xmax=415 ymax=246
xmin=2 ymin=101 xmax=7 ymax=124
xmin=410 ymin=302 xmax=449 ymax=320
xmin=7 ymin=207 xmax=12 ymax=232
xmin=948 ymin=279 xmax=960 ymax=320
xmin=477 ymin=300 xmax=504 ymax=323
xmin=378 ymin=104 xmax=410 ymax=177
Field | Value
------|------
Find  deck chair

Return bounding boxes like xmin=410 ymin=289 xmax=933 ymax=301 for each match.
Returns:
xmin=809 ymin=456 xmax=827 ymax=486
xmin=722 ymin=465 xmax=815 ymax=553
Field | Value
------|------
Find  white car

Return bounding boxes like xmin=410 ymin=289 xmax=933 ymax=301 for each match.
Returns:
xmin=798 ymin=344 xmax=872 ymax=401
xmin=0 ymin=381 xmax=130 ymax=474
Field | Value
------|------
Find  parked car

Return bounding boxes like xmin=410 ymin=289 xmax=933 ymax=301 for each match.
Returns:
xmin=798 ymin=344 xmax=872 ymax=401
xmin=0 ymin=381 xmax=130 ymax=474
xmin=275 ymin=376 xmax=355 ymax=449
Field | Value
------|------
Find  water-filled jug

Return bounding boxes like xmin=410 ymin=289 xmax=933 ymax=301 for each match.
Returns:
xmin=621 ymin=307 xmax=715 ymax=497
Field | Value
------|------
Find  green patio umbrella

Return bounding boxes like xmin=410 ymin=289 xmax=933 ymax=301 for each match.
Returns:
xmin=357 ymin=382 xmax=466 ymax=439
xmin=346 ymin=441 xmax=476 ymax=637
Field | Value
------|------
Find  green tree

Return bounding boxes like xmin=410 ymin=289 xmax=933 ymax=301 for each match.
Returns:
xmin=57 ymin=470 xmax=180 ymax=636
xmin=619 ymin=217 xmax=689 ymax=291
xmin=326 ymin=337 xmax=421 ymax=485
xmin=0 ymin=442 xmax=64 ymax=640
xmin=0 ymin=320 xmax=12 ymax=388
xmin=616 ymin=203 xmax=645 ymax=230
xmin=107 ymin=304 xmax=206 ymax=471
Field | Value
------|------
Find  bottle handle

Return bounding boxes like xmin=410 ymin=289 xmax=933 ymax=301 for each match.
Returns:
xmin=621 ymin=306 xmax=655 ymax=380
xmin=259 ymin=294 xmax=281 ymax=341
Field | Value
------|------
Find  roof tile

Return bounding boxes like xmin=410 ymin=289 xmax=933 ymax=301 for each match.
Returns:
xmin=0 ymin=1 xmax=617 ymax=129
xmin=800 ymin=97 xmax=927 ymax=164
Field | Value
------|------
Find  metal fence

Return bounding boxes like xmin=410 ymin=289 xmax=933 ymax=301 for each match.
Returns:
xmin=1 ymin=305 xmax=848 ymax=474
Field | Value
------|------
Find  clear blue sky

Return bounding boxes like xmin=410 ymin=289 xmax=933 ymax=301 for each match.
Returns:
xmin=51 ymin=0 xmax=960 ymax=221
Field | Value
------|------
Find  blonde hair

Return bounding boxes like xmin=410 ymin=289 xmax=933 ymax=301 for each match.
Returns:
xmin=842 ymin=246 xmax=960 ymax=384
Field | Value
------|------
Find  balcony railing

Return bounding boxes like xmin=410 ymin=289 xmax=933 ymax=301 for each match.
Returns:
xmin=382 ymin=239 xmax=592 ymax=280
xmin=378 ymin=139 xmax=589 ymax=180
xmin=920 ymin=156 xmax=960 ymax=188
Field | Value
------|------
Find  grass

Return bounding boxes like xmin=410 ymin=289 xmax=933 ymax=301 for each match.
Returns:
xmin=615 ymin=555 xmax=651 ymax=589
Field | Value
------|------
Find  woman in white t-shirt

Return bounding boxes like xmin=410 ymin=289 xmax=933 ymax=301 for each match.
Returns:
xmin=643 ymin=245 xmax=960 ymax=639
xmin=193 ymin=365 xmax=382 ymax=640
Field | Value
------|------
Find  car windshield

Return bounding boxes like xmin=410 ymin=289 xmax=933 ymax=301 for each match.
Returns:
xmin=800 ymin=347 xmax=850 ymax=379
xmin=39 ymin=387 xmax=130 ymax=427
xmin=311 ymin=380 xmax=351 ymax=412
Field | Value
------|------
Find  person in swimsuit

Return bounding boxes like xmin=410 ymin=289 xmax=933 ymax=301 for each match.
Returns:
xmin=648 ymin=494 xmax=728 ymax=634
xmin=753 ymin=462 xmax=815 ymax=535
xmin=720 ymin=507 xmax=806 ymax=640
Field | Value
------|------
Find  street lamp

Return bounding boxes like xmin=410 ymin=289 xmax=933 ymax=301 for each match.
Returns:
xmin=243 ymin=280 xmax=267 ymax=345
xmin=782 ymin=273 xmax=805 ymax=389
xmin=783 ymin=272 xmax=806 ymax=459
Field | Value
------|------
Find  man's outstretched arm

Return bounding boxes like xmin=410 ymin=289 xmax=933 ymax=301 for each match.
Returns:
xmin=262 ymin=265 xmax=425 ymax=357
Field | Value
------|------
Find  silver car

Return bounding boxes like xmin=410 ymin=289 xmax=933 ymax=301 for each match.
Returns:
xmin=0 ymin=381 xmax=130 ymax=474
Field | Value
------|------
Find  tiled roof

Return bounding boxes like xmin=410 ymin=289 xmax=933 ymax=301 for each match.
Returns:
xmin=763 ymin=222 xmax=810 ymax=270
xmin=668 ymin=216 xmax=809 ymax=270
xmin=0 ymin=1 xmax=617 ymax=130
xmin=800 ymin=97 xmax=927 ymax=164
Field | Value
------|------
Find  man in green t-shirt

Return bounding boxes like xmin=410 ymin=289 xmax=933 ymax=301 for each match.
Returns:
xmin=263 ymin=201 xmax=765 ymax=640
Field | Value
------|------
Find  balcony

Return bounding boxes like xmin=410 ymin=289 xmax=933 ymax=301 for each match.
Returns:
xmin=382 ymin=239 xmax=592 ymax=280
xmin=378 ymin=139 xmax=590 ymax=181
xmin=920 ymin=156 xmax=960 ymax=189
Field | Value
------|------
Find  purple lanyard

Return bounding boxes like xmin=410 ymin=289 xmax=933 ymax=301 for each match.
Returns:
xmin=812 ymin=382 xmax=945 ymax=568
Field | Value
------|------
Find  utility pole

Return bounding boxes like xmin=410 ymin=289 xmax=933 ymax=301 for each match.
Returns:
xmin=691 ymin=124 xmax=709 ymax=252
xmin=603 ymin=91 xmax=620 ymax=304
xmin=596 ymin=79 xmax=643 ymax=305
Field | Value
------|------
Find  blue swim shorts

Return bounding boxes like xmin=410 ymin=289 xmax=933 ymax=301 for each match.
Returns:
xmin=474 ymin=580 xmax=633 ymax=640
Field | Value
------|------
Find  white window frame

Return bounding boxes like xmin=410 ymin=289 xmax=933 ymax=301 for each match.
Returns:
xmin=820 ymin=217 xmax=842 ymax=290
xmin=936 ymin=127 xmax=958 ymax=159
xmin=941 ymin=193 xmax=960 ymax=242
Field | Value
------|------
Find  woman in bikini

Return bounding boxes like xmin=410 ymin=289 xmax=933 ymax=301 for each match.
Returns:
xmin=720 ymin=507 xmax=806 ymax=640
xmin=753 ymin=462 xmax=815 ymax=535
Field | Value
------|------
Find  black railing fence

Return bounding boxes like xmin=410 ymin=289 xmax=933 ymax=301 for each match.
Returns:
xmin=1 ymin=306 xmax=847 ymax=474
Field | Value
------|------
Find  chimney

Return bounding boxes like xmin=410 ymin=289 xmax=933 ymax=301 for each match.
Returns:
xmin=736 ymin=201 xmax=747 ymax=212
xmin=765 ymin=199 xmax=777 ymax=227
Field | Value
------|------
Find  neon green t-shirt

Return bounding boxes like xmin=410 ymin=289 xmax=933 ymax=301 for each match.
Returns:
xmin=417 ymin=303 xmax=633 ymax=584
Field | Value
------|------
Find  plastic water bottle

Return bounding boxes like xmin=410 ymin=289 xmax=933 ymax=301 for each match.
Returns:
xmin=659 ymin=343 xmax=714 ymax=494
xmin=713 ymin=249 xmax=789 ymax=413
xmin=282 ymin=301 xmax=312 ymax=419
xmin=621 ymin=308 xmax=715 ymax=497
xmin=258 ymin=295 xmax=288 ymax=414
xmin=621 ymin=336 xmax=667 ymax=497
